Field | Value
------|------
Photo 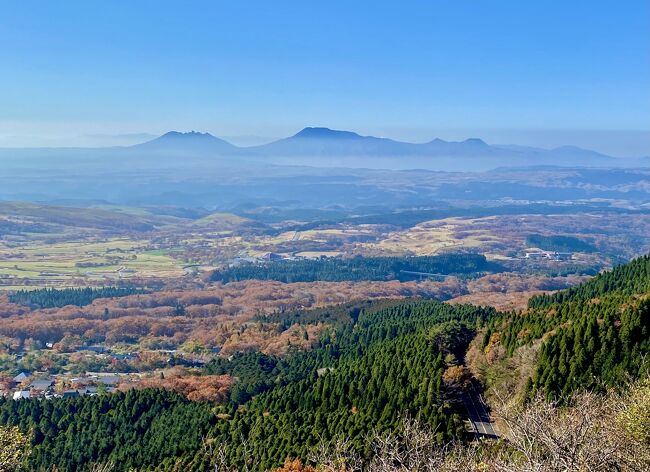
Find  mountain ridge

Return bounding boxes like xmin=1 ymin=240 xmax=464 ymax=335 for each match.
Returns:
xmin=136 ymin=127 xmax=627 ymax=165
xmin=133 ymin=130 xmax=238 ymax=153
xmin=0 ymin=126 xmax=645 ymax=171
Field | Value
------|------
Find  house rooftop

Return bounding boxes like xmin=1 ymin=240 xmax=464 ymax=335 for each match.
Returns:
xmin=29 ymin=379 xmax=54 ymax=390
xmin=12 ymin=372 xmax=30 ymax=383
xmin=96 ymin=376 xmax=120 ymax=385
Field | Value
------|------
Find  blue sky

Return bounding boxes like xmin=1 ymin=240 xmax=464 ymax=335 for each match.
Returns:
xmin=0 ymin=0 xmax=648 ymax=155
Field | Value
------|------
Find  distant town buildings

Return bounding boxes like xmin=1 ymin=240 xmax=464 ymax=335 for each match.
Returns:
xmin=524 ymin=251 xmax=573 ymax=261
xmin=7 ymin=372 xmax=119 ymax=401
xmin=230 ymin=252 xmax=306 ymax=267
xmin=4 ymin=345 xmax=221 ymax=402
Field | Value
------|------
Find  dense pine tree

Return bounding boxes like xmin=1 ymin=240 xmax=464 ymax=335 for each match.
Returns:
xmin=0 ymin=300 xmax=493 ymax=471
xmin=9 ymin=287 xmax=145 ymax=309
xmin=485 ymin=254 xmax=650 ymax=399
xmin=211 ymin=254 xmax=502 ymax=283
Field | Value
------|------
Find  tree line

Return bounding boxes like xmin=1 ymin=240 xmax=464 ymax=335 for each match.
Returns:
xmin=525 ymin=233 xmax=596 ymax=253
xmin=212 ymin=254 xmax=503 ymax=284
xmin=9 ymin=287 xmax=146 ymax=309
xmin=528 ymin=254 xmax=650 ymax=308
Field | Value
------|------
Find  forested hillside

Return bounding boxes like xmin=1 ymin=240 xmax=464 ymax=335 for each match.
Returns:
xmin=0 ymin=300 xmax=494 ymax=471
xmin=482 ymin=254 xmax=650 ymax=399
xmin=525 ymin=234 xmax=596 ymax=253
xmin=2 ymin=257 xmax=649 ymax=470
xmin=212 ymin=253 xmax=502 ymax=283
xmin=195 ymin=302 xmax=493 ymax=470
xmin=528 ymin=254 xmax=650 ymax=307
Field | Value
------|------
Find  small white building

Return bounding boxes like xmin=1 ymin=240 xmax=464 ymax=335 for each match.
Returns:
xmin=13 ymin=390 xmax=30 ymax=400
xmin=525 ymin=251 xmax=573 ymax=261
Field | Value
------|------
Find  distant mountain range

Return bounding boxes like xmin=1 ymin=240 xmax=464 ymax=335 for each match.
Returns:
xmin=133 ymin=127 xmax=638 ymax=169
xmin=0 ymin=127 xmax=646 ymax=171
xmin=0 ymin=126 xmax=648 ymax=208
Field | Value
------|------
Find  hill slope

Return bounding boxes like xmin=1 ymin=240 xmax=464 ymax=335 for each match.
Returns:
xmin=0 ymin=201 xmax=168 ymax=232
xmin=1 ymin=257 xmax=649 ymax=470
xmin=0 ymin=300 xmax=494 ymax=471
xmin=481 ymin=254 xmax=650 ymax=398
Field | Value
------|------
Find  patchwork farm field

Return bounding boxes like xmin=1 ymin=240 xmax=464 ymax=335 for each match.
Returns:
xmin=1 ymin=201 xmax=649 ymax=292
xmin=0 ymin=238 xmax=183 ymax=289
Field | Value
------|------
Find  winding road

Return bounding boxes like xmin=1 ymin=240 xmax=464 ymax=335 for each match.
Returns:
xmin=463 ymin=382 xmax=499 ymax=438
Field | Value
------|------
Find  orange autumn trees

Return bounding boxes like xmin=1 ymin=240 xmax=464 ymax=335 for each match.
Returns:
xmin=0 ymin=280 xmax=452 ymax=354
xmin=118 ymin=367 xmax=233 ymax=402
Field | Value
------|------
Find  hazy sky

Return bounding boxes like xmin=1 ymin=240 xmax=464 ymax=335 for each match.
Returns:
xmin=0 ymin=1 xmax=648 ymax=156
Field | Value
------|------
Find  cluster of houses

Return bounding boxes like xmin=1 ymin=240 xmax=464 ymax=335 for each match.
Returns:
xmin=231 ymin=252 xmax=284 ymax=266
xmin=75 ymin=345 xmax=138 ymax=363
xmin=230 ymin=251 xmax=309 ymax=266
xmin=524 ymin=250 xmax=573 ymax=261
xmin=6 ymin=346 xmax=221 ymax=401
xmin=9 ymin=372 xmax=120 ymax=401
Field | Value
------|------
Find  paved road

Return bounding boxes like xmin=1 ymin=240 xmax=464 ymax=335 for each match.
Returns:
xmin=463 ymin=382 xmax=499 ymax=438
xmin=398 ymin=270 xmax=451 ymax=281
